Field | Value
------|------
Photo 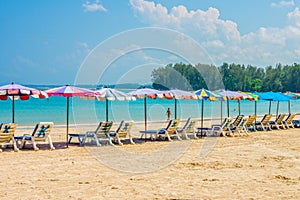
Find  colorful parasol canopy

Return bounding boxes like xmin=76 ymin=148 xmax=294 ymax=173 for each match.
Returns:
xmin=0 ymin=82 xmax=48 ymax=122
xmin=194 ymin=88 xmax=221 ymax=136
xmin=128 ymin=88 xmax=165 ymax=141
xmin=95 ymin=87 xmax=135 ymax=121
xmin=45 ymin=85 xmax=97 ymax=147
xmin=194 ymin=88 xmax=220 ymax=100
xmin=45 ymin=85 xmax=95 ymax=97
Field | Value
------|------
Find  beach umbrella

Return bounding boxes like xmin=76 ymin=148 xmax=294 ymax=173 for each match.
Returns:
xmin=254 ymin=92 xmax=291 ymax=118
xmin=214 ymin=89 xmax=247 ymax=117
xmin=45 ymin=85 xmax=96 ymax=147
xmin=95 ymin=87 xmax=135 ymax=121
xmin=239 ymin=91 xmax=259 ymax=116
xmin=285 ymin=92 xmax=300 ymax=113
xmin=164 ymin=89 xmax=198 ymax=119
xmin=128 ymin=88 xmax=164 ymax=141
xmin=194 ymin=88 xmax=220 ymax=137
xmin=0 ymin=82 xmax=48 ymax=123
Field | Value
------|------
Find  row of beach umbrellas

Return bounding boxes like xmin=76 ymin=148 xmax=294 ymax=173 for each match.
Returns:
xmin=0 ymin=82 xmax=298 ymax=146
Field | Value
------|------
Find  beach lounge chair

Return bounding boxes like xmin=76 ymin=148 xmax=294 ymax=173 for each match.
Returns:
xmin=198 ymin=117 xmax=233 ymax=137
xmin=269 ymin=113 xmax=286 ymax=129
xmin=209 ymin=117 xmax=233 ymax=136
xmin=227 ymin=115 xmax=244 ymax=136
xmin=18 ymin=122 xmax=55 ymax=150
xmin=0 ymin=123 xmax=19 ymax=152
xmin=283 ymin=113 xmax=296 ymax=128
xmin=177 ymin=118 xmax=198 ymax=139
xmin=83 ymin=121 xmax=114 ymax=146
xmin=156 ymin=119 xmax=181 ymax=141
xmin=109 ymin=121 xmax=135 ymax=145
xmin=230 ymin=118 xmax=249 ymax=136
xmin=68 ymin=121 xmax=114 ymax=146
xmin=292 ymin=118 xmax=300 ymax=128
xmin=255 ymin=114 xmax=272 ymax=131
xmin=243 ymin=115 xmax=257 ymax=132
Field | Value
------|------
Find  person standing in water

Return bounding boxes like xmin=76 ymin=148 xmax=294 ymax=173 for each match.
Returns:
xmin=166 ymin=107 xmax=171 ymax=121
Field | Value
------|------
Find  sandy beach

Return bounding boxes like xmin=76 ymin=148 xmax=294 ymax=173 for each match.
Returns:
xmin=0 ymin=121 xmax=300 ymax=199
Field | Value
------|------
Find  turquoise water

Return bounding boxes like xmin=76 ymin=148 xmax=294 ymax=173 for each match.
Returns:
xmin=0 ymin=97 xmax=299 ymax=125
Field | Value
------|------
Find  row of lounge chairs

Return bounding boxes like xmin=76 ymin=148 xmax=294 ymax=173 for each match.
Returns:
xmin=68 ymin=121 xmax=135 ymax=146
xmin=1 ymin=113 xmax=299 ymax=151
xmin=200 ymin=113 xmax=298 ymax=137
xmin=0 ymin=122 xmax=55 ymax=152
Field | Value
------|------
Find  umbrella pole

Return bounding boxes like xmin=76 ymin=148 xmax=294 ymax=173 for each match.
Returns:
xmin=144 ymin=97 xmax=147 ymax=142
xmin=201 ymin=99 xmax=204 ymax=138
xmin=276 ymin=101 xmax=279 ymax=119
xmin=106 ymin=99 xmax=108 ymax=122
xmin=288 ymin=100 xmax=291 ymax=114
xmin=66 ymin=97 xmax=69 ymax=148
xmin=238 ymin=99 xmax=241 ymax=115
xmin=254 ymin=101 xmax=257 ymax=126
xmin=12 ymin=95 xmax=15 ymax=123
xmin=174 ymin=99 xmax=177 ymax=119
xmin=220 ymin=101 xmax=223 ymax=124
xmin=227 ymin=98 xmax=230 ymax=117
xmin=269 ymin=101 xmax=272 ymax=114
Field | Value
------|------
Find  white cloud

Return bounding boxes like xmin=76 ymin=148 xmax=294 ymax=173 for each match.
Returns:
xmin=271 ymin=0 xmax=295 ymax=8
xmin=83 ymin=0 xmax=107 ymax=12
xmin=130 ymin=0 xmax=300 ymax=66
xmin=287 ymin=7 xmax=300 ymax=26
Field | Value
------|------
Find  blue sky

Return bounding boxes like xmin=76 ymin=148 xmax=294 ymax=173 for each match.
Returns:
xmin=1 ymin=0 xmax=300 ymax=85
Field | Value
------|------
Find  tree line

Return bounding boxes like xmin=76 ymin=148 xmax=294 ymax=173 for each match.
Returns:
xmin=151 ymin=63 xmax=300 ymax=92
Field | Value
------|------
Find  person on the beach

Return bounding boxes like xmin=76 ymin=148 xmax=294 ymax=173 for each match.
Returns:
xmin=166 ymin=107 xmax=171 ymax=120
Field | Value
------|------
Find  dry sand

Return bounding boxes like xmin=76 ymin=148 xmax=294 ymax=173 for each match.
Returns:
xmin=0 ymin=121 xmax=300 ymax=199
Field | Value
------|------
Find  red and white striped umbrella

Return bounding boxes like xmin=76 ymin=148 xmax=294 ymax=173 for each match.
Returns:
xmin=45 ymin=85 xmax=98 ymax=147
xmin=0 ymin=82 xmax=48 ymax=122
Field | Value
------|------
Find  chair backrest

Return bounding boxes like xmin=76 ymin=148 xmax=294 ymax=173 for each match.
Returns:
xmin=275 ymin=114 xmax=286 ymax=124
xmin=183 ymin=119 xmax=197 ymax=132
xmin=261 ymin=114 xmax=272 ymax=125
xmin=166 ymin=119 xmax=181 ymax=135
xmin=285 ymin=113 xmax=296 ymax=124
xmin=221 ymin=118 xmax=231 ymax=130
xmin=32 ymin=122 xmax=54 ymax=141
xmin=238 ymin=118 xmax=247 ymax=127
xmin=182 ymin=118 xmax=191 ymax=129
xmin=116 ymin=121 xmax=134 ymax=138
xmin=0 ymin=123 xmax=17 ymax=143
xmin=245 ymin=115 xmax=256 ymax=126
xmin=232 ymin=115 xmax=244 ymax=127
xmin=95 ymin=121 xmax=113 ymax=137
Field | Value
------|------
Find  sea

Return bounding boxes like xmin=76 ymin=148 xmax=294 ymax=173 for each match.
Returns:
xmin=0 ymin=93 xmax=299 ymax=126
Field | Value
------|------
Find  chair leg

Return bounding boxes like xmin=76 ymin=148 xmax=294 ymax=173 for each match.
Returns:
xmin=12 ymin=138 xmax=19 ymax=152
xmin=193 ymin=130 xmax=199 ymax=139
xmin=20 ymin=138 xmax=26 ymax=149
xmin=48 ymin=136 xmax=55 ymax=150
xmin=165 ymin=131 xmax=172 ymax=141
xmin=92 ymin=134 xmax=101 ymax=146
xmin=116 ymin=135 xmax=123 ymax=145
xmin=68 ymin=136 xmax=73 ymax=144
xmin=176 ymin=131 xmax=182 ymax=141
xmin=182 ymin=130 xmax=190 ymax=140
xmin=129 ymin=135 xmax=135 ymax=144
xmin=31 ymin=138 xmax=39 ymax=151
xmin=108 ymin=137 xmax=114 ymax=146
